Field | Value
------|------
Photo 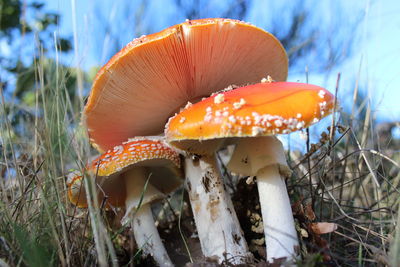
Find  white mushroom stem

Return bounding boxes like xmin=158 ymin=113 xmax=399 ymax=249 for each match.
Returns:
xmin=185 ymin=155 xmax=251 ymax=264
xmin=227 ymin=136 xmax=298 ymax=262
xmin=123 ymin=168 xmax=173 ymax=267
xmin=258 ymin=165 xmax=298 ymax=262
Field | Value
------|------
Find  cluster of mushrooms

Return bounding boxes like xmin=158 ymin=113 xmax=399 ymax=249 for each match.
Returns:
xmin=67 ymin=18 xmax=335 ymax=266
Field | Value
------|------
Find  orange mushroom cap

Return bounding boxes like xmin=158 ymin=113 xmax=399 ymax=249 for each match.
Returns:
xmin=67 ymin=138 xmax=182 ymax=208
xmin=165 ymin=82 xmax=335 ymax=153
xmin=84 ymin=18 xmax=288 ymax=152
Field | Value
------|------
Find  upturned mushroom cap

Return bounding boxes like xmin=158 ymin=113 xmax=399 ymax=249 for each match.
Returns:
xmin=84 ymin=18 xmax=288 ymax=152
xmin=165 ymin=82 xmax=335 ymax=154
xmin=67 ymin=137 xmax=182 ymax=208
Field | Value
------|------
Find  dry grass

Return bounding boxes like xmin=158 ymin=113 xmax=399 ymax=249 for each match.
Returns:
xmin=0 ymin=2 xmax=399 ymax=266
xmin=1 ymin=60 xmax=399 ymax=266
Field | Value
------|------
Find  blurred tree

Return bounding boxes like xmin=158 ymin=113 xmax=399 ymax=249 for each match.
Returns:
xmin=0 ymin=1 xmax=83 ymax=172
xmin=0 ymin=1 xmax=83 ymax=133
xmin=0 ymin=0 xmax=73 ymax=96
xmin=92 ymin=0 xmax=356 ymax=75
xmin=250 ymin=1 xmax=358 ymax=72
xmin=174 ymin=0 xmax=250 ymax=20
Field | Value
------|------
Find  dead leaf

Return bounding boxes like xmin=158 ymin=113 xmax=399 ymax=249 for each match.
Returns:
xmin=310 ymin=222 xmax=337 ymax=235
xmin=305 ymin=203 xmax=316 ymax=221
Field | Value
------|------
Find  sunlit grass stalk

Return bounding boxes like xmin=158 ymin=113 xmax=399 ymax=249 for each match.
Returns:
xmin=390 ymin=200 xmax=400 ymax=265
xmin=53 ymin=31 xmax=71 ymax=267
xmin=81 ymin=171 xmax=118 ymax=266
xmin=71 ymin=0 xmax=84 ymax=110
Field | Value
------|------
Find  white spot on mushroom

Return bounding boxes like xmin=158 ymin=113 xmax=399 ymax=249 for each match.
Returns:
xmin=296 ymin=113 xmax=302 ymax=119
xmin=226 ymin=85 xmax=234 ymax=91
xmin=179 ymin=117 xmax=186 ymax=123
xmin=253 ymin=114 xmax=263 ymax=125
xmin=274 ymin=120 xmax=283 ymax=127
xmin=252 ymin=126 xmax=264 ymax=136
xmin=233 ymin=98 xmax=246 ymax=109
xmin=313 ymin=118 xmax=320 ymax=123
xmin=204 ymin=114 xmax=212 ymax=122
xmin=261 ymin=75 xmax=274 ymax=83
xmin=318 ymin=90 xmax=326 ymax=98
xmin=319 ymin=101 xmax=327 ymax=109
xmin=214 ymin=94 xmax=225 ymax=104
xmin=296 ymin=121 xmax=305 ymax=129
xmin=113 ymin=145 xmax=124 ymax=155
xmin=184 ymin=102 xmax=193 ymax=109
xmin=287 ymin=118 xmax=296 ymax=129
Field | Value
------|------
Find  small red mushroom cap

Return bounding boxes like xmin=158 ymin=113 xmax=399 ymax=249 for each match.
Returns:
xmin=165 ymin=82 xmax=335 ymax=154
xmin=67 ymin=137 xmax=182 ymax=208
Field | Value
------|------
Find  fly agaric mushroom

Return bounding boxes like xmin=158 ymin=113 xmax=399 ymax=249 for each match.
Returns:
xmin=165 ymin=81 xmax=335 ymax=262
xmin=83 ymin=18 xmax=288 ymax=263
xmin=84 ymin=18 xmax=287 ymax=152
xmin=67 ymin=137 xmax=182 ymax=267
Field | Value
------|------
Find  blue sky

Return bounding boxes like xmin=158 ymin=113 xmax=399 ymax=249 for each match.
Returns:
xmin=41 ymin=0 xmax=400 ymax=123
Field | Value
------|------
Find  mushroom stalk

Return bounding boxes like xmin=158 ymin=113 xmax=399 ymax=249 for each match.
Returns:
xmin=185 ymin=155 xmax=251 ymax=264
xmin=257 ymin=165 xmax=298 ymax=262
xmin=227 ymin=136 xmax=299 ymax=262
xmin=131 ymin=204 xmax=173 ymax=267
xmin=123 ymin=168 xmax=173 ymax=267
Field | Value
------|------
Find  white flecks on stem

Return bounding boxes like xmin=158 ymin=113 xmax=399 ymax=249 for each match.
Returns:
xmin=184 ymin=155 xmax=251 ymax=264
